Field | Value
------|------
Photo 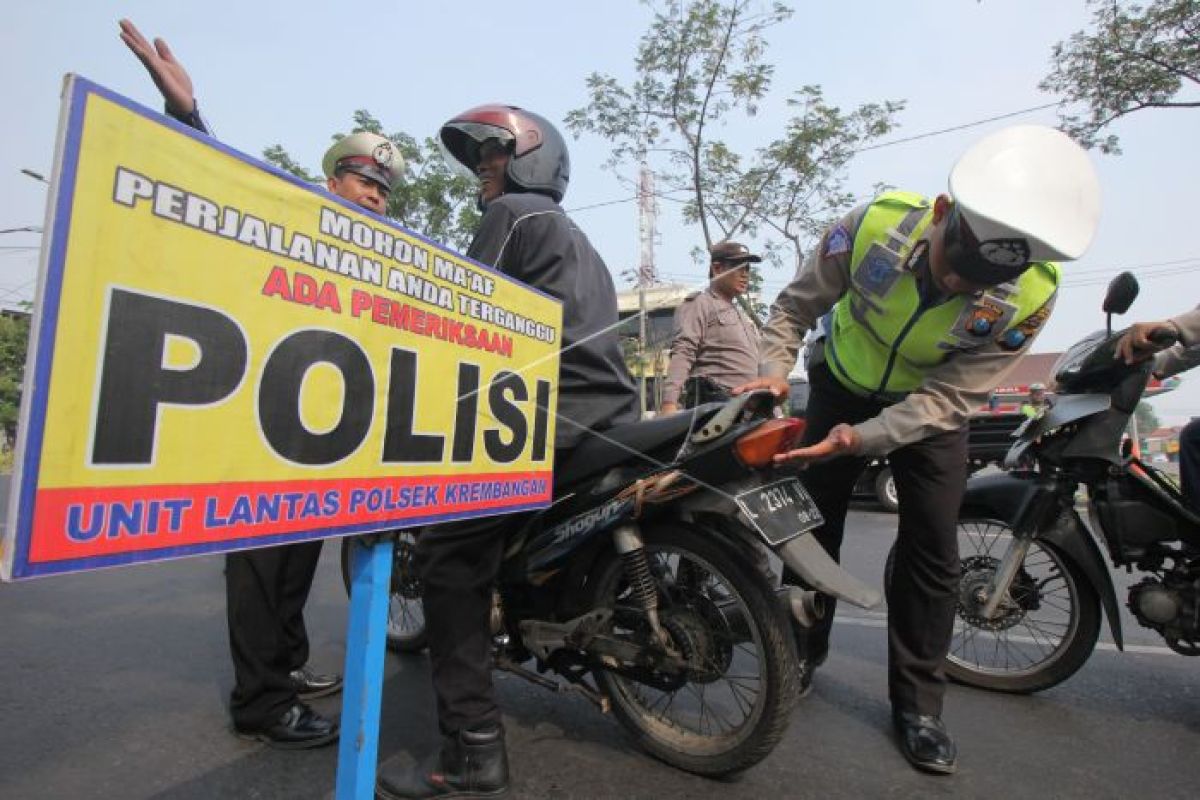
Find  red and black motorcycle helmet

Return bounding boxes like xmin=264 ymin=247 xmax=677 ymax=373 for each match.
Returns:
xmin=439 ymin=104 xmax=570 ymax=203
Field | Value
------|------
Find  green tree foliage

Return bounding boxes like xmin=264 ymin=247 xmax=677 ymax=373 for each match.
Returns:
xmin=0 ymin=311 xmax=31 ymax=447
xmin=263 ymin=111 xmax=481 ymax=251
xmin=1041 ymin=0 xmax=1200 ymax=154
xmin=1135 ymin=399 xmax=1161 ymax=434
xmin=566 ymin=0 xmax=904 ymax=290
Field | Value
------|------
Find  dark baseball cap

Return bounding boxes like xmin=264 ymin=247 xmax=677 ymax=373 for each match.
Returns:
xmin=710 ymin=240 xmax=762 ymax=264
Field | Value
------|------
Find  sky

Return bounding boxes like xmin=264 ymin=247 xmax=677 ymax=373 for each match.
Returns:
xmin=2 ymin=1 xmax=1199 ymax=424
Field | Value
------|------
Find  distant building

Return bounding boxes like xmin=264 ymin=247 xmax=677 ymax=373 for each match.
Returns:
xmin=616 ymin=284 xmax=693 ymax=411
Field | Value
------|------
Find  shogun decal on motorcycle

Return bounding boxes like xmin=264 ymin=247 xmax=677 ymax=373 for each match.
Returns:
xmin=545 ymin=496 xmax=635 ymax=547
xmin=343 ymin=390 xmax=882 ymax=775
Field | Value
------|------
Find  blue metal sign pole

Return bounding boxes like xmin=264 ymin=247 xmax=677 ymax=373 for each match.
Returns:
xmin=335 ymin=536 xmax=394 ymax=799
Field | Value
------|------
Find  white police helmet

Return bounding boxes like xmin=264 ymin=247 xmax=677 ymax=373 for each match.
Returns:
xmin=947 ymin=125 xmax=1100 ymax=283
xmin=322 ymin=132 xmax=401 ymax=192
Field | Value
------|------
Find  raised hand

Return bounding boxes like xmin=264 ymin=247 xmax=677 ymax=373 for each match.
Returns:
xmin=118 ymin=18 xmax=195 ymax=117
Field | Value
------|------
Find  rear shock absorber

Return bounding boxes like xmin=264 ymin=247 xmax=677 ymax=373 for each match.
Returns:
xmin=612 ymin=524 xmax=672 ymax=649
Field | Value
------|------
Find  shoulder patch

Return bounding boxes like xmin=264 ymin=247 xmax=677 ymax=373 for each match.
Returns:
xmin=997 ymin=302 xmax=1052 ymax=351
xmin=824 ymin=225 xmax=852 ymax=257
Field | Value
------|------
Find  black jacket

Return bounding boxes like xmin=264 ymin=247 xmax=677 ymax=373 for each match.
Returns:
xmin=468 ymin=193 xmax=639 ymax=447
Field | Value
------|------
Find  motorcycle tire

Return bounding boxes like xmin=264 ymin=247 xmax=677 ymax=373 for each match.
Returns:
xmin=339 ymin=533 xmax=428 ymax=654
xmin=583 ymin=523 xmax=800 ymax=777
xmin=885 ymin=518 xmax=1101 ymax=694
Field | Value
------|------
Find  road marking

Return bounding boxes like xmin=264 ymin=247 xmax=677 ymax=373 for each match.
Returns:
xmin=835 ymin=614 xmax=1180 ymax=656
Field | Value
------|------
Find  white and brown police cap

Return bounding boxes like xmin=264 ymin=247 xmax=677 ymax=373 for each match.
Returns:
xmin=322 ymin=132 xmax=401 ymax=192
xmin=709 ymin=240 xmax=763 ymax=264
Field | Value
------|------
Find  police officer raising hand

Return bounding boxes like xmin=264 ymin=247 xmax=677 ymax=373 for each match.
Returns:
xmin=119 ymin=18 xmax=403 ymax=752
xmin=119 ymin=19 xmax=196 ymax=120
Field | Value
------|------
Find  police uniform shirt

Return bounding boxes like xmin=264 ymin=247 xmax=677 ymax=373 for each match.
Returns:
xmin=467 ymin=192 xmax=640 ymax=447
xmin=1155 ymin=303 xmax=1200 ymax=378
xmin=662 ymin=287 xmax=761 ymax=405
xmin=759 ymin=202 xmax=1055 ymax=457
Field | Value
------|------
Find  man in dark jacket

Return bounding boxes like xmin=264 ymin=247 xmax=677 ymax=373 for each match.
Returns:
xmin=375 ymin=105 xmax=638 ymax=800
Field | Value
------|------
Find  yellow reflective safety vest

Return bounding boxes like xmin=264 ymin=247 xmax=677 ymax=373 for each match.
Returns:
xmin=824 ymin=191 xmax=1059 ymax=401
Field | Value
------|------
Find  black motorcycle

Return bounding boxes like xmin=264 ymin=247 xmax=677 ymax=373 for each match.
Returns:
xmin=940 ymin=272 xmax=1199 ymax=693
xmin=342 ymin=390 xmax=881 ymax=775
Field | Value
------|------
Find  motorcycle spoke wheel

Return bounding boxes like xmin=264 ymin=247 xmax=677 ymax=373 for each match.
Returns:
xmin=383 ymin=532 xmax=428 ymax=652
xmin=587 ymin=526 xmax=797 ymax=776
xmin=946 ymin=519 xmax=1100 ymax=693
xmin=339 ymin=532 xmax=428 ymax=653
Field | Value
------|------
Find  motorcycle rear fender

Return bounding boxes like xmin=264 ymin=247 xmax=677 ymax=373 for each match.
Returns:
xmin=961 ymin=472 xmax=1124 ymax=650
xmin=679 ymin=475 xmax=883 ymax=610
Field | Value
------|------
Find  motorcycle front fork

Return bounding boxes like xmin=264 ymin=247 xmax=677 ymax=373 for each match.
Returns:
xmin=979 ymin=534 xmax=1034 ymax=621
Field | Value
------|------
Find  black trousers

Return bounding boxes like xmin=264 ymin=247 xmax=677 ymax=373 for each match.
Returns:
xmin=1180 ymin=418 xmax=1200 ymax=510
xmin=791 ymin=363 xmax=967 ymax=715
xmin=416 ymin=514 xmax=526 ymax=735
xmin=415 ymin=447 xmax=569 ymax=736
xmin=225 ymin=539 xmax=323 ymax=728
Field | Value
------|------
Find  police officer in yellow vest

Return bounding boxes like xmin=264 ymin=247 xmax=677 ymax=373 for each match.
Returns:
xmin=735 ymin=125 xmax=1101 ymax=775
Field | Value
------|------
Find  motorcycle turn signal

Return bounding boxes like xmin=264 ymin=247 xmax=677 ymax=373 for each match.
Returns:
xmin=734 ymin=418 xmax=805 ymax=468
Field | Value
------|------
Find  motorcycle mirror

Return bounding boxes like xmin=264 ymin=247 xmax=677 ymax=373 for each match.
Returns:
xmin=1102 ymin=272 xmax=1139 ymax=315
xmin=1102 ymin=271 xmax=1139 ymax=336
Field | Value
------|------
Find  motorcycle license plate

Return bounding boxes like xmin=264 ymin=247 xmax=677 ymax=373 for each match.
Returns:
xmin=735 ymin=478 xmax=824 ymax=546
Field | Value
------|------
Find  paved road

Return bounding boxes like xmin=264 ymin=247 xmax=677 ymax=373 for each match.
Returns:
xmin=1 ymin=507 xmax=1197 ymax=799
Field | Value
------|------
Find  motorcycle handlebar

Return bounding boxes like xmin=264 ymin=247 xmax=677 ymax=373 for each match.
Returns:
xmin=1147 ymin=328 xmax=1179 ymax=348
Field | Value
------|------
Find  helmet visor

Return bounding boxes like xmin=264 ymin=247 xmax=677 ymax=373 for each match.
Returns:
xmin=942 ymin=205 xmax=1031 ymax=285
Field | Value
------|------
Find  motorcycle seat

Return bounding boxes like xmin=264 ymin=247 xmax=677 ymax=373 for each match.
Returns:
xmin=554 ymin=403 xmax=724 ymax=488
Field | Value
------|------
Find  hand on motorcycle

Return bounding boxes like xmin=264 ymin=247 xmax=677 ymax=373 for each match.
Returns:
xmin=773 ymin=423 xmax=862 ymax=466
xmin=1115 ymin=320 xmax=1180 ymax=365
xmin=119 ymin=19 xmax=196 ymax=117
xmin=731 ymin=376 xmax=790 ymax=400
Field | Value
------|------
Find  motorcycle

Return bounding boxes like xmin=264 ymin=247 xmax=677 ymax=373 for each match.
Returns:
xmin=940 ymin=271 xmax=1199 ymax=693
xmin=342 ymin=390 xmax=881 ymax=775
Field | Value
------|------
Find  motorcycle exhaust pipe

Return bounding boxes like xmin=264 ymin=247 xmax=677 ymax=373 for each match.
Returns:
xmin=774 ymin=532 xmax=882 ymax=610
xmin=784 ymin=587 xmax=825 ymax=628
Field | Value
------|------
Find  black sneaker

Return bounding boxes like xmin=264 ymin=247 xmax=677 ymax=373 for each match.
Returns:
xmin=289 ymin=666 xmax=343 ymax=700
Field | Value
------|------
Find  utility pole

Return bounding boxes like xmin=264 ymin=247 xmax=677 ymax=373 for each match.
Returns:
xmin=636 ymin=161 xmax=658 ymax=416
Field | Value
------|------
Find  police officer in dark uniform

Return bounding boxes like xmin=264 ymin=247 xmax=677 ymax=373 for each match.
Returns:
xmin=120 ymin=19 xmax=402 ymax=748
xmin=374 ymin=105 xmax=638 ymax=800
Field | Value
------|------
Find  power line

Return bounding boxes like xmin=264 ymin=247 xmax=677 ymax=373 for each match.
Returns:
xmin=852 ymin=103 xmax=1060 ymax=154
xmin=566 ymin=103 xmax=1064 ymax=218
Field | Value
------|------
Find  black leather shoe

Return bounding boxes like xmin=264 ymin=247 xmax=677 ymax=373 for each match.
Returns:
xmin=376 ymin=725 xmax=509 ymax=799
xmin=892 ymin=711 xmax=957 ymax=775
xmin=290 ymin=666 xmax=343 ymax=699
xmin=235 ymin=702 xmax=339 ymax=750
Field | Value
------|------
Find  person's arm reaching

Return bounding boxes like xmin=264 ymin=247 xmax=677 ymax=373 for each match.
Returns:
xmin=119 ymin=18 xmax=209 ymax=133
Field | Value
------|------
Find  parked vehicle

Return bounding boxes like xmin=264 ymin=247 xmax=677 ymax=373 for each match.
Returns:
xmin=343 ymin=390 xmax=880 ymax=775
xmin=932 ymin=272 xmax=1198 ymax=693
xmin=786 ymin=378 xmax=1025 ymax=512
